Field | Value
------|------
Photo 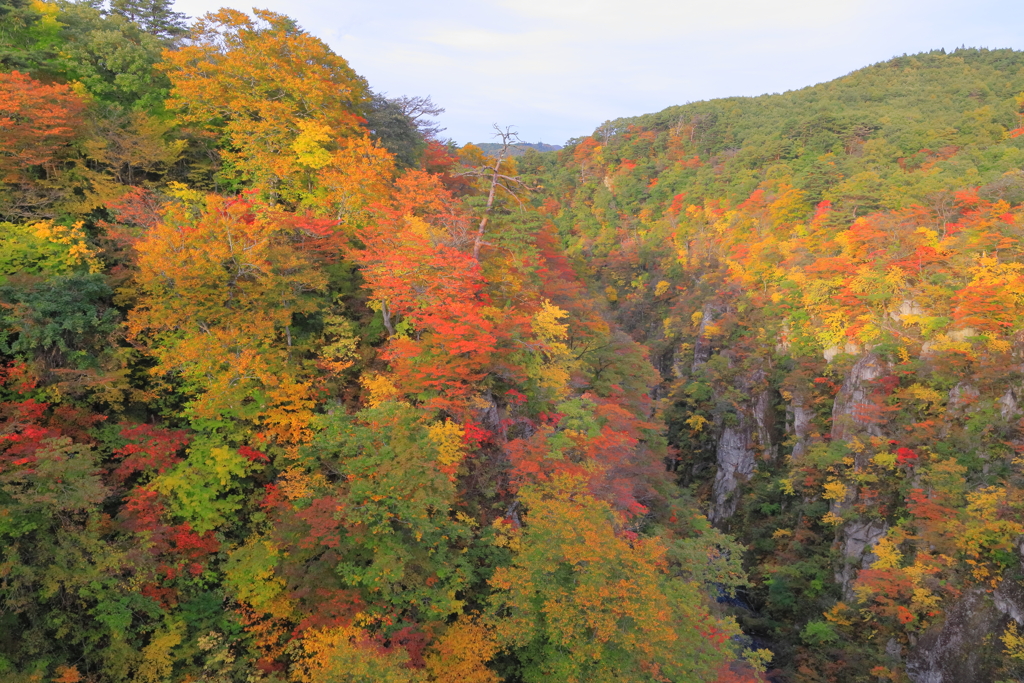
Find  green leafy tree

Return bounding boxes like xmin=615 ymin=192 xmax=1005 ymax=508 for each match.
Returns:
xmin=0 ymin=273 xmax=120 ymax=372
xmin=51 ymin=1 xmax=171 ymax=110
xmin=0 ymin=0 xmax=59 ymax=71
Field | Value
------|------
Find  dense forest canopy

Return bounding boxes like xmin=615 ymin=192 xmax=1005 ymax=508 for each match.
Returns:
xmin=2 ymin=1 xmax=1024 ymax=681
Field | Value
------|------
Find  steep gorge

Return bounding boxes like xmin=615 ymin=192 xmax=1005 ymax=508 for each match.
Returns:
xmin=3 ymin=5 xmax=1024 ymax=679
xmin=522 ymin=47 xmax=1024 ymax=680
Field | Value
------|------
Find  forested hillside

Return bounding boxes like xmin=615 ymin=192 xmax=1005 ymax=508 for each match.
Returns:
xmin=519 ymin=48 xmax=1024 ymax=681
xmin=0 ymin=1 xmax=759 ymax=682
xmin=473 ymin=142 xmax=562 ymax=158
xmin=3 ymin=1 xmax=1024 ymax=681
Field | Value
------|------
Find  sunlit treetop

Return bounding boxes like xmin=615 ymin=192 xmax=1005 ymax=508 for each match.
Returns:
xmin=161 ymin=8 xmax=372 ymax=198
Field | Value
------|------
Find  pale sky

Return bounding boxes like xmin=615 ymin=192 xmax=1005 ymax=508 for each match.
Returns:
xmin=172 ymin=0 xmax=1024 ymax=146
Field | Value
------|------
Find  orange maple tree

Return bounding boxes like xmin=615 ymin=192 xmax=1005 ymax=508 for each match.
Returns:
xmin=0 ymin=71 xmax=86 ymax=212
xmin=126 ymin=191 xmax=327 ymax=444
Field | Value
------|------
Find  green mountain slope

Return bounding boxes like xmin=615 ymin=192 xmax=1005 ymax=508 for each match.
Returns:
xmin=545 ymin=48 xmax=1024 ymax=221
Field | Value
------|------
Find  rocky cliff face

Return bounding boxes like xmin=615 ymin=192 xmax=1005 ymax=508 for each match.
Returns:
xmin=709 ymin=413 xmax=756 ymax=525
xmin=829 ymin=354 xmax=891 ymax=598
xmin=787 ymin=396 xmax=814 ymax=460
xmin=905 ymin=581 xmax=1024 ymax=683
xmin=700 ymin=346 xmax=780 ymax=527
xmin=830 ymin=353 xmax=887 ymax=447
xmin=696 ymin=342 xmax=1024 ymax=680
xmin=689 ymin=302 xmax=726 ymax=374
xmin=649 ymin=249 xmax=1024 ymax=681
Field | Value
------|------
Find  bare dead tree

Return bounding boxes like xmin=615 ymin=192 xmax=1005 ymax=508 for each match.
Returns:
xmin=462 ymin=125 xmax=536 ymax=260
xmin=389 ymin=95 xmax=446 ymax=139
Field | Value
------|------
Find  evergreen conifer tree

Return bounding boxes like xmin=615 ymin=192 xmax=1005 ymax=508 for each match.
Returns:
xmin=109 ymin=0 xmax=187 ymax=40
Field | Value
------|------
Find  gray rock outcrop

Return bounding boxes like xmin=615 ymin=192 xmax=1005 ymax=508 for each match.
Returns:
xmin=834 ymin=518 xmax=887 ymax=600
xmin=831 ymin=353 xmax=887 ymax=445
xmin=787 ymin=396 xmax=814 ymax=461
xmin=691 ymin=303 xmax=726 ymax=373
xmin=830 ymin=353 xmax=891 ymax=599
xmin=709 ymin=413 xmax=756 ymax=526
xmin=905 ymin=584 xmax=1018 ymax=683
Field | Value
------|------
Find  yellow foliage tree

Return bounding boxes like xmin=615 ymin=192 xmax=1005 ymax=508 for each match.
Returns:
xmin=160 ymin=8 xmax=374 ymax=205
xmin=126 ymin=193 xmax=326 ymax=444
xmin=424 ymin=616 xmax=500 ymax=683
xmin=290 ymin=626 xmax=425 ymax=683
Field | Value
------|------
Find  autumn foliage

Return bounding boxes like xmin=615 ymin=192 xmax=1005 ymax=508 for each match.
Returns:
xmin=0 ymin=71 xmax=86 ymax=183
xmin=0 ymin=5 xmax=753 ymax=682
xmin=9 ymin=3 xmax=1024 ymax=681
